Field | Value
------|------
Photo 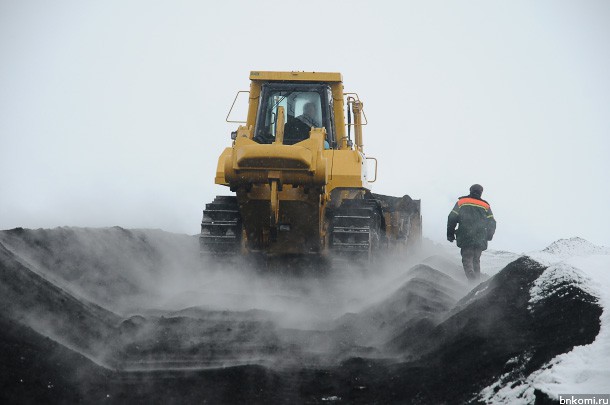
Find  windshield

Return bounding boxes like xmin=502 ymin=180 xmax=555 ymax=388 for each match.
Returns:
xmin=254 ymin=84 xmax=334 ymax=147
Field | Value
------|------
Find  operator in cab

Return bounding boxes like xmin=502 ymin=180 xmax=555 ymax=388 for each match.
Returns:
xmin=284 ymin=101 xmax=319 ymax=144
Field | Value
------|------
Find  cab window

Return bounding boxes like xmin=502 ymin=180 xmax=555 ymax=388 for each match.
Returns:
xmin=254 ymin=84 xmax=334 ymax=147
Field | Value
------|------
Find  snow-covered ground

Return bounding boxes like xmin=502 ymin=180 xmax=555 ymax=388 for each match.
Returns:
xmin=481 ymin=238 xmax=610 ymax=403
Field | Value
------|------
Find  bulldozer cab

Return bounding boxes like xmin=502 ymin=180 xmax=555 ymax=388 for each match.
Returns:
xmin=253 ymin=83 xmax=335 ymax=148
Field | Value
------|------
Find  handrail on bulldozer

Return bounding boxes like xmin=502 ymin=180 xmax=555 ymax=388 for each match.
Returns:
xmin=366 ymin=156 xmax=378 ymax=183
xmin=226 ymin=90 xmax=249 ymax=123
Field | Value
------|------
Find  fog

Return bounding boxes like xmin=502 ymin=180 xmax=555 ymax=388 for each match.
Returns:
xmin=0 ymin=226 xmax=464 ymax=323
xmin=0 ymin=226 xmax=482 ymax=370
xmin=1 ymin=225 xmax=603 ymax=402
xmin=153 ymin=244 xmax=466 ymax=327
xmin=1 ymin=1 xmax=609 ymax=253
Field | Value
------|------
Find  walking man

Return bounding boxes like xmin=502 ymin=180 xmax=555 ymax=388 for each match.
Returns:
xmin=447 ymin=184 xmax=496 ymax=282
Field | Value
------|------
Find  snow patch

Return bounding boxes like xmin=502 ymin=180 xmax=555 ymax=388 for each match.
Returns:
xmin=481 ymin=239 xmax=610 ymax=403
xmin=479 ymin=352 xmax=536 ymax=404
xmin=529 ymin=263 xmax=600 ymax=309
xmin=530 ymin=237 xmax=610 ymax=265
xmin=481 ymin=249 xmax=523 ymax=276
xmin=474 ymin=285 xmax=488 ymax=296
xmin=543 ymin=237 xmax=609 ymax=257
xmin=531 ymin=255 xmax=610 ymax=397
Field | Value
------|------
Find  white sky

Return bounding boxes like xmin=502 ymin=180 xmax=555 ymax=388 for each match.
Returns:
xmin=1 ymin=0 xmax=608 ymax=252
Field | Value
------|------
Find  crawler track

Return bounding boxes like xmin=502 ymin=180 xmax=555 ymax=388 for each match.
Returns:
xmin=199 ymin=196 xmax=242 ymax=257
xmin=328 ymin=198 xmax=384 ymax=262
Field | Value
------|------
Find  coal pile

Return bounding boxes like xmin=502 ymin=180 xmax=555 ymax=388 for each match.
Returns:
xmin=0 ymin=227 xmax=200 ymax=312
xmin=0 ymin=227 xmax=602 ymax=404
xmin=0 ymin=240 xmax=119 ymax=364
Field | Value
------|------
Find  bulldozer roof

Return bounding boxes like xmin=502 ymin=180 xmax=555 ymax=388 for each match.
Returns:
xmin=249 ymin=71 xmax=343 ymax=83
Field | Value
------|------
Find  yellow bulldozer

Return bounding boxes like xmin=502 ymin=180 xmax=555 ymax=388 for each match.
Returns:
xmin=200 ymin=71 xmax=421 ymax=266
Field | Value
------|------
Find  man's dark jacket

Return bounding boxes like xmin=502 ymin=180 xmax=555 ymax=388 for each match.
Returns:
xmin=447 ymin=195 xmax=496 ymax=250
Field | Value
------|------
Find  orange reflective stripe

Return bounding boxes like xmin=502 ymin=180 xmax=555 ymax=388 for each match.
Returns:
xmin=457 ymin=197 xmax=490 ymax=210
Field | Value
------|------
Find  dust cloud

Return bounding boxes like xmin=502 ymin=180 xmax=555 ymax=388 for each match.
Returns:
xmin=3 ymin=228 xmax=603 ymax=403
xmin=0 ymin=227 xmax=473 ymax=370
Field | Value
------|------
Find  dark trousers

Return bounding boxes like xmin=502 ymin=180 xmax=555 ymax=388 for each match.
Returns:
xmin=461 ymin=247 xmax=483 ymax=281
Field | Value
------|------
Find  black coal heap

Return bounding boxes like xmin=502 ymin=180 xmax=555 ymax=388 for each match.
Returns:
xmin=0 ymin=228 xmax=602 ymax=404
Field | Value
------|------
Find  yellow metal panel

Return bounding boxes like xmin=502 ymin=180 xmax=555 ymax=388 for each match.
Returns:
xmin=214 ymin=147 xmax=233 ymax=185
xmin=249 ymin=71 xmax=343 ymax=83
xmin=220 ymin=130 xmax=328 ymax=188
xmin=330 ymin=82 xmax=346 ymax=148
xmin=246 ymin=81 xmax=261 ymax=128
xmin=326 ymin=149 xmax=369 ymax=190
